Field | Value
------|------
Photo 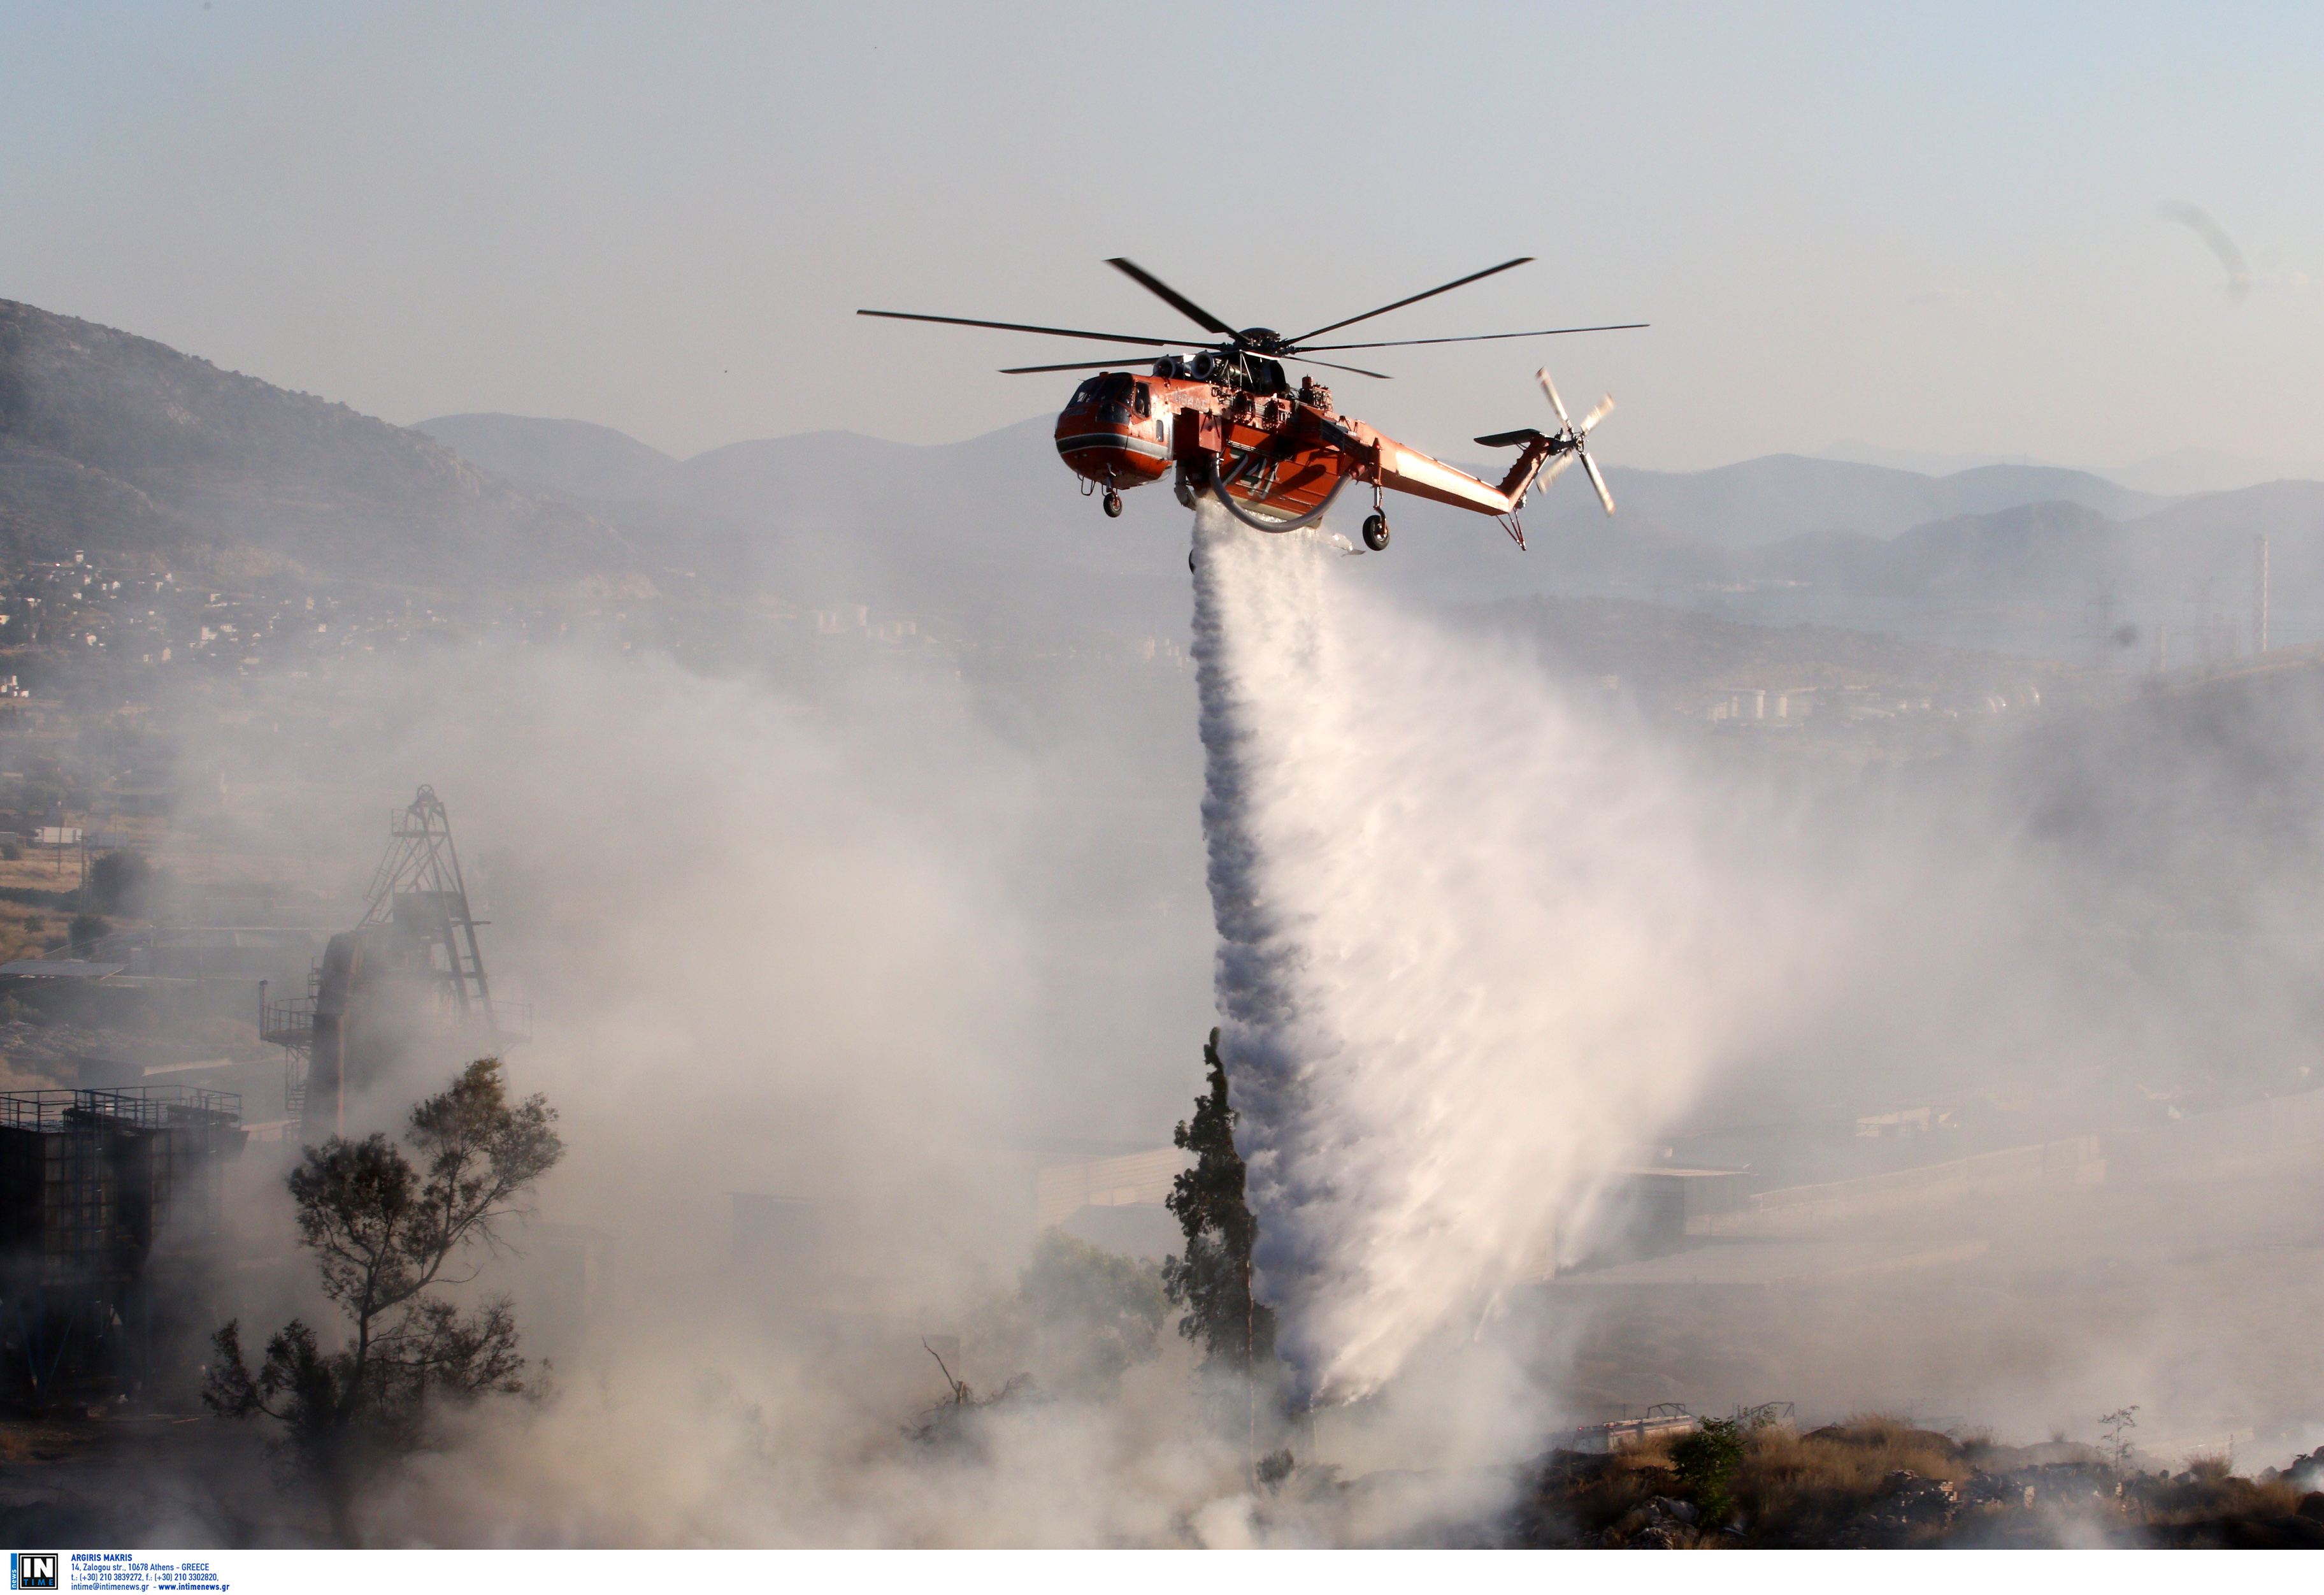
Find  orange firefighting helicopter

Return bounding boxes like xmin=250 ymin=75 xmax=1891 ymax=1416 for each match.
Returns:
xmin=859 ymin=257 xmax=1642 ymax=551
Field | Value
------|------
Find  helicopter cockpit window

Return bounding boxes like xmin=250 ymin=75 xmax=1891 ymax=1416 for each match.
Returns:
xmin=1070 ymin=379 xmax=1100 ymax=407
xmin=1090 ymin=372 xmax=1136 ymax=424
xmin=1133 ymin=383 xmax=1151 ymax=419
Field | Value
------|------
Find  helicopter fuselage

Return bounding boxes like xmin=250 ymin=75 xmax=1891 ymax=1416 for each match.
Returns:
xmin=1054 ymin=359 xmax=1566 ymax=532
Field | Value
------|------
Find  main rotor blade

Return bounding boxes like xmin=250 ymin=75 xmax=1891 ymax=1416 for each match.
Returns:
xmin=998 ymin=356 xmax=1177 ymax=375
xmin=1286 ymin=257 xmax=1533 ymax=345
xmin=1297 ymin=322 xmax=1649 ymax=352
xmin=1539 ymin=369 xmax=1571 ymax=426
xmin=1282 ymin=354 xmax=1394 ymax=380
xmin=857 ymin=309 xmax=1196 ymax=347
xmin=1581 ymin=449 xmax=1616 ymax=514
xmin=1106 ymin=259 xmax=1237 ymax=337
xmin=996 ymin=351 xmax=1394 ymax=378
xmin=1579 ymin=394 xmax=1616 ymax=434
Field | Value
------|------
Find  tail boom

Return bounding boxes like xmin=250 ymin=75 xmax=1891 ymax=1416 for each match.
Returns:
xmin=1366 ymin=430 xmax=1561 ymax=517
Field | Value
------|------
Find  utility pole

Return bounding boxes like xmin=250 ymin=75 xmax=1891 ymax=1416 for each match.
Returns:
xmin=2086 ymin=588 xmax=2120 ymax=672
xmin=2253 ymin=533 xmax=2270 ymax=656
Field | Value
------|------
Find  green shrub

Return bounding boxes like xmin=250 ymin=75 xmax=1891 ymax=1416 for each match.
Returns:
xmin=1671 ymin=1416 xmax=1748 ymax=1526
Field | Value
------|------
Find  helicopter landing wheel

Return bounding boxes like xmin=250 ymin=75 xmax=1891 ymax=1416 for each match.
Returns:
xmin=1362 ymin=512 xmax=1390 ymax=551
xmin=1102 ymin=489 xmax=1123 ymax=519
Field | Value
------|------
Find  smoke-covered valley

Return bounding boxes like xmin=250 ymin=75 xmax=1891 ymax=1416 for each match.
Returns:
xmin=4 ymin=300 xmax=2324 ymax=1546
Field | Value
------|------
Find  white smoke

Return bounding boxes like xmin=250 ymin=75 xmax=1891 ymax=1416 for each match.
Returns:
xmin=111 ymin=499 xmax=2324 ymax=1544
xmin=1190 ymin=503 xmax=1809 ymax=1404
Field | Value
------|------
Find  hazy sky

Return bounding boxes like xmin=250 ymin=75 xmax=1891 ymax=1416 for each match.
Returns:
xmin=5 ymin=3 xmax=2318 ymax=472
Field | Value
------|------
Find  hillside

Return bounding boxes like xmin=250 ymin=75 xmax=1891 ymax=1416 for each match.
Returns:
xmin=415 ymin=411 xmax=1198 ymax=641
xmin=0 ymin=300 xmax=635 ymax=583
xmin=415 ymin=412 xmax=684 ymax=502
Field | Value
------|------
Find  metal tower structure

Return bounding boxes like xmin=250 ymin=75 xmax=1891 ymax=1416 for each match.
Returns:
xmin=359 ymin=784 xmax=495 ymax=1025
xmin=263 ymin=784 xmax=520 ymax=1132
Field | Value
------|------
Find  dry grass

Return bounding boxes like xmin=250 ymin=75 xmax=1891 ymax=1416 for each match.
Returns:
xmin=1516 ymin=1416 xmax=1974 ymax=1545
xmin=0 ymin=913 xmax=63 ymax=963
xmin=1726 ymin=1414 xmax=1967 ymax=1543
xmin=1517 ymin=1413 xmax=2324 ymax=1547
xmin=2135 ymin=1462 xmax=2304 ymax=1528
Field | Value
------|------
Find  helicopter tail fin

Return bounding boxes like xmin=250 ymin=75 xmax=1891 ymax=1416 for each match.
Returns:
xmin=1490 ymin=433 xmax=1567 ymax=506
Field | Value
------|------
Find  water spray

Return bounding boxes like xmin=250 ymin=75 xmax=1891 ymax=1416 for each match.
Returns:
xmin=1189 ymin=503 xmax=1782 ymax=1406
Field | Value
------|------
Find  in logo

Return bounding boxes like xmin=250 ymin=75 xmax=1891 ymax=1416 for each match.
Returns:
xmin=9 ymin=1554 xmax=55 ymax=1591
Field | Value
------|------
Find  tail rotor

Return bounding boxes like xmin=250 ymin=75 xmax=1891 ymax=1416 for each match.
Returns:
xmin=1539 ymin=369 xmax=1616 ymax=514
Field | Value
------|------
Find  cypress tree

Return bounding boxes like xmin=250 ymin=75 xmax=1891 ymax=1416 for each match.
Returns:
xmin=1161 ymin=1028 xmax=1274 ymax=1373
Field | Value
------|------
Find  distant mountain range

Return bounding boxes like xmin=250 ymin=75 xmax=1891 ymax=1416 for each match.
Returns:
xmin=419 ymin=410 xmax=2171 ymax=549
xmin=2097 ymin=447 xmax=2324 ymax=498
xmin=6 ymin=292 xmax=2318 ymax=664
xmin=1812 ymin=439 xmax=2324 ymax=497
xmin=1818 ymin=439 xmax=2324 ymax=498
xmin=417 ymin=407 xmax=2324 ymax=656
xmin=1591 ymin=454 xmax=2169 ymax=547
